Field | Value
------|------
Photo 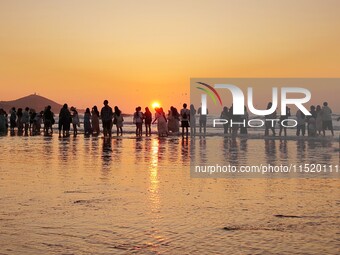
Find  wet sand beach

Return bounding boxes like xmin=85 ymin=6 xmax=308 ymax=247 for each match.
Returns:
xmin=0 ymin=135 xmax=339 ymax=254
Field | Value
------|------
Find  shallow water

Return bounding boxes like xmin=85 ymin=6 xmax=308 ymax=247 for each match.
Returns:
xmin=0 ymin=135 xmax=339 ymax=254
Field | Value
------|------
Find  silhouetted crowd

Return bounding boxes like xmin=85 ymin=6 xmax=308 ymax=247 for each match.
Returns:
xmin=0 ymin=100 xmax=336 ymax=138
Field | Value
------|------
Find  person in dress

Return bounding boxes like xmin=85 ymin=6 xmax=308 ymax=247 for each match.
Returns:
xmin=91 ymin=106 xmax=100 ymax=136
xmin=59 ymin=104 xmax=71 ymax=138
xmin=133 ymin=106 xmax=143 ymax=137
xmin=315 ymin=105 xmax=323 ymax=136
xmin=100 ymin=100 xmax=113 ymax=138
xmin=167 ymin=106 xmax=180 ymax=134
xmin=70 ymin=107 xmax=80 ymax=137
xmin=152 ymin=107 xmax=168 ymax=137
xmin=113 ymin=106 xmax=124 ymax=136
xmin=180 ymin=103 xmax=190 ymax=138
xmin=33 ymin=111 xmax=43 ymax=135
xmin=84 ymin=108 xmax=92 ymax=136
xmin=144 ymin=107 xmax=152 ymax=136
xmin=190 ymin=104 xmax=196 ymax=136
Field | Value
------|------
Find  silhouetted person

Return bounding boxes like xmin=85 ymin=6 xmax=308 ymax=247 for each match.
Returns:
xmin=316 ymin=105 xmax=323 ymax=135
xmin=264 ymin=102 xmax=276 ymax=136
xmin=190 ymin=104 xmax=196 ymax=136
xmin=152 ymin=107 xmax=168 ymax=137
xmin=307 ymin=105 xmax=317 ymax=137
xmin=84 ymin=108 xmax=92 ymax=136
xmin=33 ymin=111 xmax=43 ymax=135
xmin=10 ymin=107 xmax=16 ymax=134
xmin=100 ymin=100 xmax=113 ymax=138
xmin=21 ymin=107 xmax=30 ymax=136
xmin=144 ymin=107 xmax=152 ymax=136
xmin=17 ymin=108 xmax=23 ymax=135
xmin=133 ymin=106 xmax=143 ymax=137
xmin=43 ymin=105 xmax=54 ymax=136
xmin=0 ymin=109 xmax=7 ymax=135
xmin=279 ymin=106 xmax=291 ymax=137
xmin=220 ymin=107 xmax=229 ymax=134
xmin=296 ymin=109 xmax=306 ymax=136
xmin=240 ymin=106 xmax=248 ymax=134
xmin=180 ymin=103 xmax=190 ymax=138
xmin=197 ymin=106 xmax=208 ymax=135
xmin=70 ymin=107 xmax=80 ymax=136
xmin=167 ymin=106 xmax=180 ymax=133
xmin=113 ymin=106 xmax=124 ymax=136
xmin=229 ymin=105 xmax=237 ymax=134
xmin=4 ymin=110 xmax=8 ymax=131
xmin=322 ymin=102 xmax=334 ymax=136
xmin=91 ymin=106 xmax=100 ymax=136
xmin=29 ymin=108 xmax=36 ymax=135
xmin=59 ymin=104 xmax=71 ymax=138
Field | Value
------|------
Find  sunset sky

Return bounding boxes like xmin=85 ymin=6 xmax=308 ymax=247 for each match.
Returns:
xmin=0 ymin=0 xmax=339 ymax=113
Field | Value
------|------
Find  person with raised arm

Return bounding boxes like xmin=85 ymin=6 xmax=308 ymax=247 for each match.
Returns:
xmin=152 ymin=107 xmax=168 ymax=137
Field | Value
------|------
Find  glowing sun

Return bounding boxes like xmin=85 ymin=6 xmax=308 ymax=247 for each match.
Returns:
xmin=151 ymin=101 xmax=160 ymax=109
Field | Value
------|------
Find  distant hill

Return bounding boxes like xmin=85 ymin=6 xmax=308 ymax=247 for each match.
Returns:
xmin=0 ymin=94 xmax=63 ymax=113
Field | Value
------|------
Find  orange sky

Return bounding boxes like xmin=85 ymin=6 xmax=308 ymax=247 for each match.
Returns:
xmin=0 ymin=0 xmax=339 ymax=113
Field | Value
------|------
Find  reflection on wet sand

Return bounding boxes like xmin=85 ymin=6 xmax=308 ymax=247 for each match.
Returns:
xmin=181 ymin=137 xmax=189 ymax=164
xmin=229 ymin=138 xmax=239 ymax=166
xmin=193 ymin=137 xmax=339 ymax=177
xmin=0 ymin=135 xmax=339 ymax=254
xmin=112 ymin=138 xmax=122 ymax=162
xmin=265 ymin=140 xmax=277 ymax=165
xmin=58 ymin=138 xmax=70 ymax=163
xmin=149 ymin=138 xmax=160 ymax=212
xmin=102 ymin=138 xmax=112 ymax=173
